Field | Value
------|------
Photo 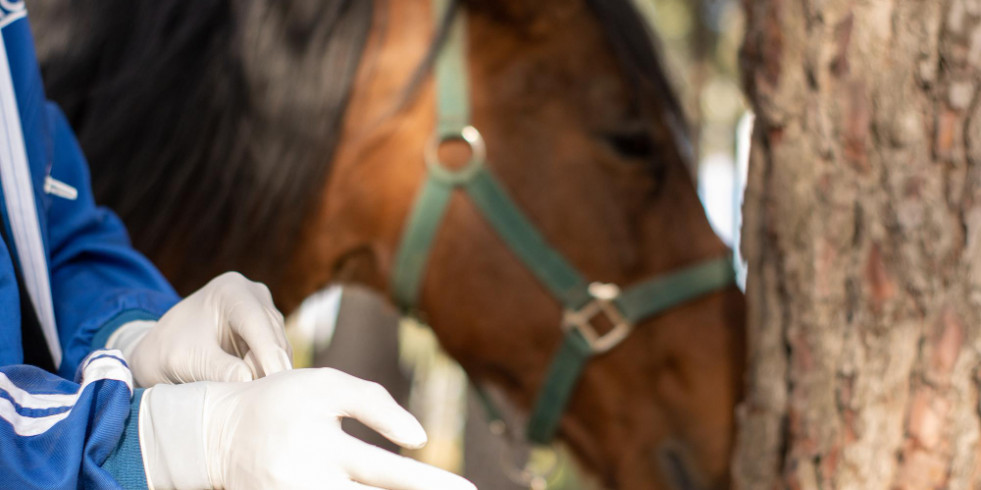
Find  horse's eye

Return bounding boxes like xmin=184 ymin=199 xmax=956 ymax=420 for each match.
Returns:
xmin=602 ymin=127 xmax=655 ymax=161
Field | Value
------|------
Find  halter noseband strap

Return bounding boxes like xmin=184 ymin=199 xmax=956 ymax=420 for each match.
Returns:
xmin=391 ymin=0 xmax=735 ymax=445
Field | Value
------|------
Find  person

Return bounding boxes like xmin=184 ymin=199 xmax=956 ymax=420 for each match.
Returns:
xmin=0 ymin=3 xmax=476 ymax=489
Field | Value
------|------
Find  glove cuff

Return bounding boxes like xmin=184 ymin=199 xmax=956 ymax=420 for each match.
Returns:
xmin=139 ymin=383 xmax=213 ymax=489
xmin=106 ymin=320 xmax=154 ymax=359
xmin=106 ymin=320 xmax=155 ymax=387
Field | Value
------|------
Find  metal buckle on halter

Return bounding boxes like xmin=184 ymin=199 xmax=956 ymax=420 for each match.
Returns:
xmin=562 ymin=282 xmax=634 ymax=354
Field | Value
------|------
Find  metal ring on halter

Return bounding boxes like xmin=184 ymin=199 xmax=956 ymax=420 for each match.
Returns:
xmin=424 ymin=125 xmax=486 ymax=184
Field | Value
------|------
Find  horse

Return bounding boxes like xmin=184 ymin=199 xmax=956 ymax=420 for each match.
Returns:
xmin=30 ymin=0 xmax=746 ymax=488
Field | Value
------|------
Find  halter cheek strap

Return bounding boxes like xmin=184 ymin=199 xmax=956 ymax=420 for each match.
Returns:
xmin=392 ymin=0 xmax=736 ymax=445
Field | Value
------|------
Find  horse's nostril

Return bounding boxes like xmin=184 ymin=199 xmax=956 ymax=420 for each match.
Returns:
xmin=656 ymin=440 xmax=705 ymax=490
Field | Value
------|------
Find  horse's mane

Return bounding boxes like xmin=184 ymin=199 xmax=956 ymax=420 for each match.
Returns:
xmin=32 ymin=0 xmax=373 ymax=295
xmin=30 ymin=0 xmax=684 ymax=297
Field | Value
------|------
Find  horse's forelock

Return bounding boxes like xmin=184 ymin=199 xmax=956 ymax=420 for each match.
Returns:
xmin=455 ymin=0 xmax=691 ymax=176
xmin=582 ymin=0 xmax=693 ymax=172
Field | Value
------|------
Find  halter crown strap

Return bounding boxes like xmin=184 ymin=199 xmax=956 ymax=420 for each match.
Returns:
xmin=391 ymin=0 xmax=736 ymax=445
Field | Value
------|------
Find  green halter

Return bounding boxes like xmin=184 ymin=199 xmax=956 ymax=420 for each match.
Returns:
xmin=391 ymin=0 xmax=735 ymax=445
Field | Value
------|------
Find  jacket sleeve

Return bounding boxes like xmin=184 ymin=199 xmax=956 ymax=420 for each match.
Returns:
xmin=43 ymin=103 xmax=180 ymax=379
xmin=0 ymin=350 xmax=147 ymax=489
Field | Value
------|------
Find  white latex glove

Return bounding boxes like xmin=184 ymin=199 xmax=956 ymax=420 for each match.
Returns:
xmin=139 ymin=368 xmax=478 ymax=490
xmin=107 ymin=272 xmax=292 ymax=386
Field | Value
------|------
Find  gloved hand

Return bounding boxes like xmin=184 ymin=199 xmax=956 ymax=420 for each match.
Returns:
xmin=107 ymin=272 xmax=292 ymax=387
xmin=139 ymin=368 xmax=478 ymax=490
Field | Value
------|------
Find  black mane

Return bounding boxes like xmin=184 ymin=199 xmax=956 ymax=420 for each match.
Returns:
xmin=31 ymin=0 xmax=373 ymax=295
xmin=29 ymin=0 xmax=685 ymax=298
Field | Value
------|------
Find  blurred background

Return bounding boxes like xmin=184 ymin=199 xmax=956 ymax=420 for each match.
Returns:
xmin=287 ymin=0 xmax=751 ymax=488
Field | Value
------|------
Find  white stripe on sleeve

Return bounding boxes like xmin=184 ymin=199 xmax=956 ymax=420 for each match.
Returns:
xmin=0 ymin=351 xmax=133 ymax=436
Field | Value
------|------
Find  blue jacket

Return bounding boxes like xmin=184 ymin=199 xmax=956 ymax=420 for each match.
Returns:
xmin=0 ymin=3 xmax=180 ymax=488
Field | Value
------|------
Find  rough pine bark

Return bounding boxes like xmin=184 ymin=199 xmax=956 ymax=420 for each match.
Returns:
xmin=735 ymin=0 xmax=981 ymax=488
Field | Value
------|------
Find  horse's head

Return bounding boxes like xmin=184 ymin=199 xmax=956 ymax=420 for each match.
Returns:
xmin=286 ymin=0 xmax=747 ymax=487
xmin=33 ymin=0 xmax=746 ymax=486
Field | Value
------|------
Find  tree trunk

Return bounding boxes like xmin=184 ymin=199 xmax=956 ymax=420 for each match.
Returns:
xmin=735 ymin=0 xmax=981 ymax=488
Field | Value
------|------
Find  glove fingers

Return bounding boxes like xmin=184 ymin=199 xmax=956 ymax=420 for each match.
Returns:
xmin=343 ymin=439 xmax=477 ymax=490
xmin=188 ymin=348 xmax=253 ymax=383
xmin=324 ymin=372 xmax=427 ymax=449
xmin=243 ymin=350 xmax=260 ymax=378
xmin=265 ymin=307 xmax=292 ymax=358
xmin=224 ymin=299 xmax=292 ymax=376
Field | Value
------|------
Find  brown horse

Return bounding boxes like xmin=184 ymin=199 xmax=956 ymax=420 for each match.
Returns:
xmin=31 ymin=0 xmax=745 ymax=488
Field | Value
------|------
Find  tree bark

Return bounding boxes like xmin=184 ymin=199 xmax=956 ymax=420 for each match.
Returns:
xmin=735 ymin=0 xmax=981 ymax=488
